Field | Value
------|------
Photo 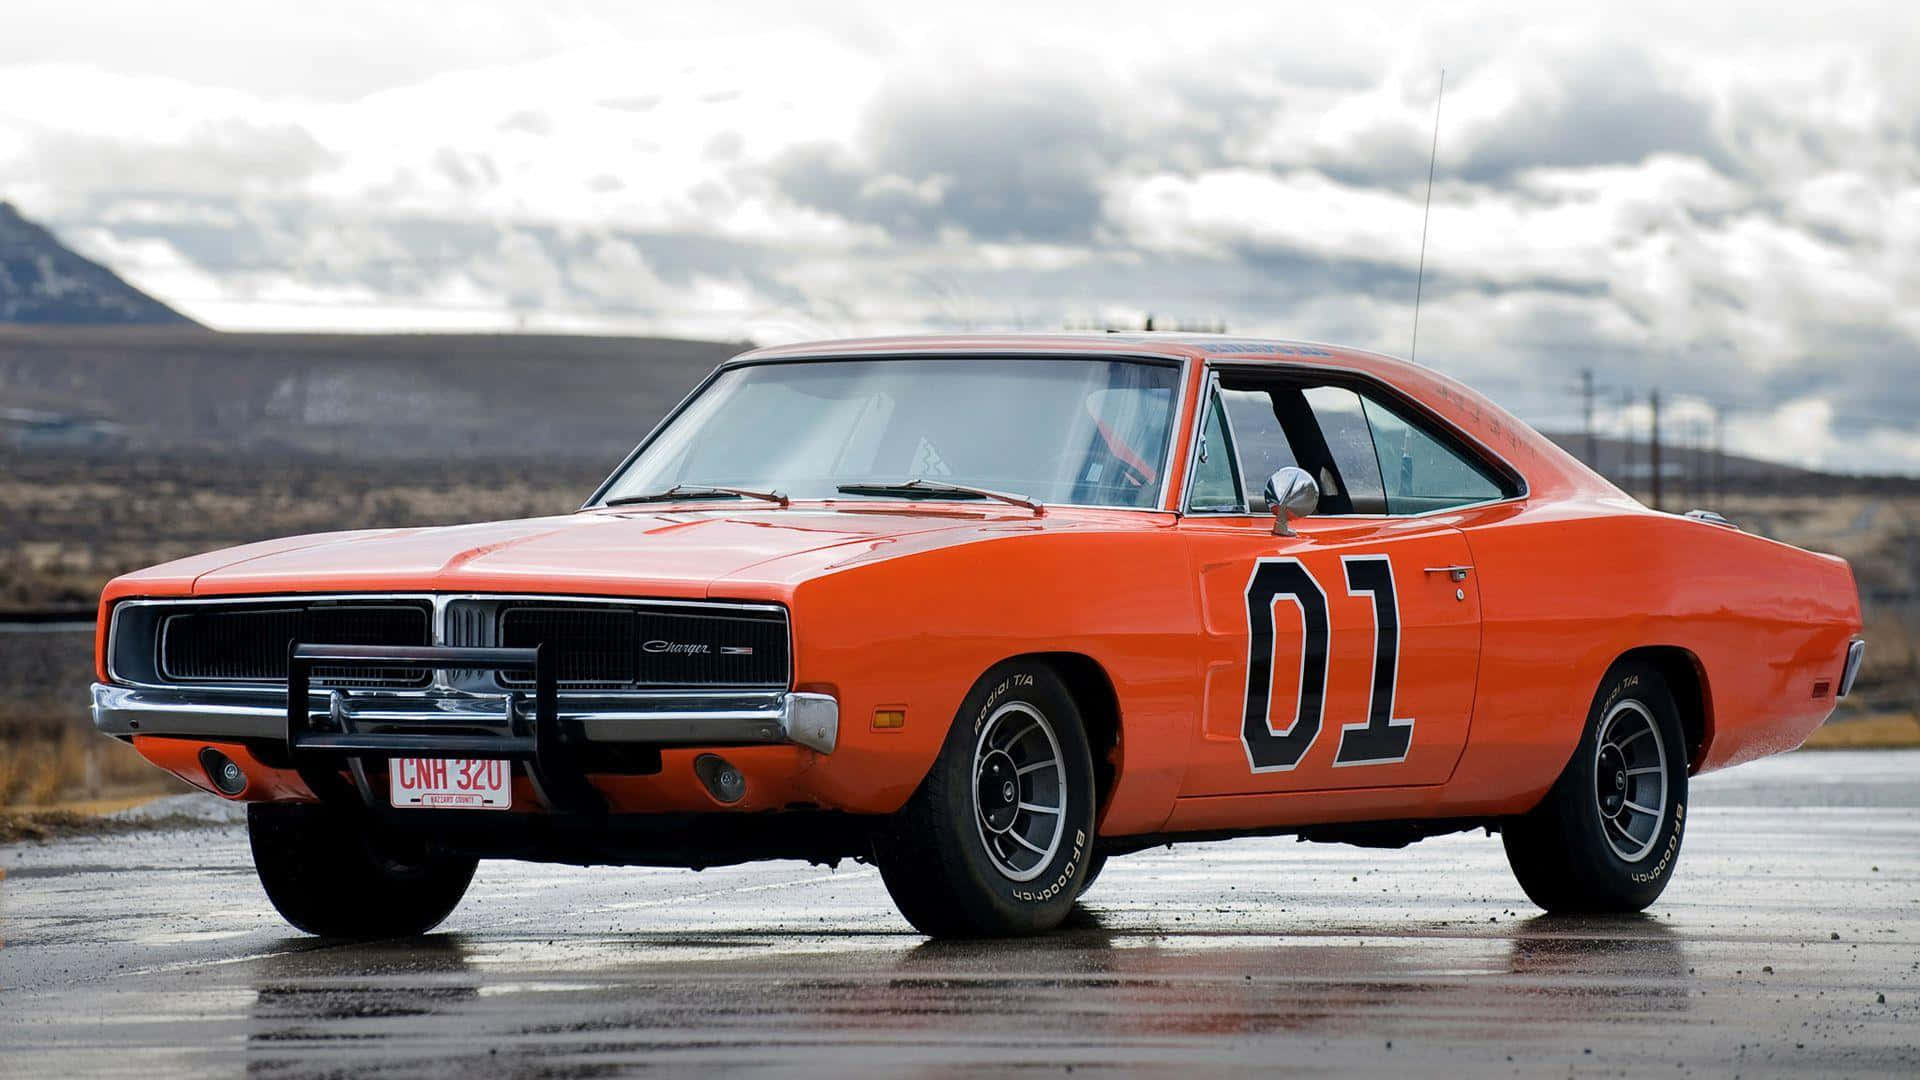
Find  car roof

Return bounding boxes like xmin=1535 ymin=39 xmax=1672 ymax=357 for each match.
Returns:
xmin=734 ymin=332 xmax=1406 ymax=371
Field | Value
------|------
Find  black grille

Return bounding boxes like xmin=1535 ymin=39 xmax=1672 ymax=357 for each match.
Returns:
xmin=160 ymin=603 xmax=431 ymax=686
xmin=499 ymin=607 xmax=639 ymax=687
xmin=499 ymin=604 xmax=788 ymax=689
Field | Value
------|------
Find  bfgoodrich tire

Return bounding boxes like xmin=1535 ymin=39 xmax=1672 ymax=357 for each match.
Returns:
xmin=248 ymin=803 xmax=477 ymax=938
xmin=1077 ymin=849 xmax=1109 ymax=899
xmin=1503 ymin=660 xmax=1689 ymax=913
xmin=874 ymin=660 xmax=1098 ymax=937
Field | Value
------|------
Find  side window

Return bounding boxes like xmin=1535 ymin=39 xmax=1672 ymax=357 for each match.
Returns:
xmin=1301 ymin=387 xmax=1386 ymax=515
xmin=1219 ymin=388 xmax=1297 ymax=510
xmin=1187 ymin=390 xmax=1244 ymax=511
xmin=1359 ymin=395 xmax=1505 ymax=514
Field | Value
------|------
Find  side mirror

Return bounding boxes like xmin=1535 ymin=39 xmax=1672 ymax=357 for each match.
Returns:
xmin=1264 ymin=467 xmax=1319 ymax=536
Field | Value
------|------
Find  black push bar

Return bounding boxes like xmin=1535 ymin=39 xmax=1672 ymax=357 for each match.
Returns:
xmin=285 ymin=642 xmax=602 ymax=813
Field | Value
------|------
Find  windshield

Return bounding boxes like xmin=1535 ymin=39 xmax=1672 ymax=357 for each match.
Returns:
xmin=597 ymin=358 xmax=1181 ymax=509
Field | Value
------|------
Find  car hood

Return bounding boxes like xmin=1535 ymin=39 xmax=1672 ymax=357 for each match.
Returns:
xmin=140 ymin=506 xmax=1074 ymax=601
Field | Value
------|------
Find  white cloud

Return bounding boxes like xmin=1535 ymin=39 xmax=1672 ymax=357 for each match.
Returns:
xmin=1 ymin=1 xmax=1917 ymax=467
xmin=1722 ymin=396 xmax=1920 ymax=474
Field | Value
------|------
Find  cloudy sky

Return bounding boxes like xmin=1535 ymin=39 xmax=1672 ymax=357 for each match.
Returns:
xmin=2 ymin=1 xmax=1916 ymax=469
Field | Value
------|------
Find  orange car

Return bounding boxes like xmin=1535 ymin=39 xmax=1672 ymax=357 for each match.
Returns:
xmin=92 ymin=334 xmax=1864 ymax=938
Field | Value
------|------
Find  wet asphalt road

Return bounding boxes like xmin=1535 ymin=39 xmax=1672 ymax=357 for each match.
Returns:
xmin=2 ymin=750 xmax=1916 ymax=1078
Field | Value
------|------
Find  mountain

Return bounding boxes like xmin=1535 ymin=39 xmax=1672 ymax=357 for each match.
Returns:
xmin=0 ymin=202 xmax=197 ymax=326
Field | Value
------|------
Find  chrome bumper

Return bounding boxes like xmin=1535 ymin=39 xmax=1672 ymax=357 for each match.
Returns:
xmin=1838 ymin=639 xmax=1867 ymax=699
xmin=90 ymin=683 xmax=840 ymax=754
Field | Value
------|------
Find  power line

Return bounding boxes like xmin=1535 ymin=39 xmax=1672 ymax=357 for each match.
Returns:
xmin=1407 ymin=68 xmax=1444 ymax=365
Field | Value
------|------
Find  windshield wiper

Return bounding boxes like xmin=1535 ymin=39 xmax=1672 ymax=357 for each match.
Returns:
xmin=604 ymin=484 xmax=790 ymax=508
xmin=836 ymin=478 xmax=1044 ymax=516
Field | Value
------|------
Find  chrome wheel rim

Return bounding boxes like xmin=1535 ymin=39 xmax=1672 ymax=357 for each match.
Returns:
xmin=972 ymin=701 xmax=1067 ymax=882
xmin=1593 ymin=698 xmax=1669 ymax=863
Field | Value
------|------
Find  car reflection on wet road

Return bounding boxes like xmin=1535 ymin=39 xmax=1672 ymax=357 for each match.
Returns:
xmin=3 ymin=750 xmax=1915 ymax=1076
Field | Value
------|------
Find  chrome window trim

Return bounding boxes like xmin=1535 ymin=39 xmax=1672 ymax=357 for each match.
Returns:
xmin=108 ymin=592 xmax=792 ymax=695
xmin=1180 ymin=371 xmax=1253 ymax=516
xmin=594 ymin=497 xmax=1182 ymax=515
xmin=583 ymin=350 xmax=1195 ymax=517
xmin=1186 ymin=495 xmax=1524 ymax=525
xmin=1175 ymin=360 xmax=1531 ymax=521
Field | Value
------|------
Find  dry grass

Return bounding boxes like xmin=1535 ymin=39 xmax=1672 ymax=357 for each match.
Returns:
xmin=0 ymin=451 xmax=599 ymax=608
xmin=0 ymin=732 xmax=186 ymax=808
xmin=25 ymin=730 xmax=84 ymax=804
xmin=0 ymin=747 xmax=22 ymax=805
xmin=1803 ymin=712 xmax=1920 ymax=749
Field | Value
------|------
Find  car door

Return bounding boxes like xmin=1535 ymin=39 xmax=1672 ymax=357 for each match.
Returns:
xmin=1176 ymin=371 xmax=1499 ymax=797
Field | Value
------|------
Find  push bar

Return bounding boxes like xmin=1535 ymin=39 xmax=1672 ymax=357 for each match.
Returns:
xmin=286 ymin=642 xmax=602 ymax=813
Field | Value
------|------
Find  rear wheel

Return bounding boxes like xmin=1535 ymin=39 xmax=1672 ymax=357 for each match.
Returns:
xmin=874 ymin=661 xmax=1098 ymax=937
xmin=249 ymin=802 xmax=476 ymax=938
xmin=1503 ymin=660 xmax=1689 ymax=913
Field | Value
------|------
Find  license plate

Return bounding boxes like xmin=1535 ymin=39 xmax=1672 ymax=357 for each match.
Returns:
xmin=389 ymin=758 xmax=511 ymax=810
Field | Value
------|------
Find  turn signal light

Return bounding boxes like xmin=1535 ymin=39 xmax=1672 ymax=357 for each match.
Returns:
xmin=198 ymin=748 xmax=248 ymax=797
xmin=872 ymin=708 xmax=906 ymax=731
xmin=694 ymin=753 xmax=746 ymax=804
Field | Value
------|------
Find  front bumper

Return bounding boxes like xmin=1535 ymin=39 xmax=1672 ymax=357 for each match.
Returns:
xmin=91 ymin=683 xmax=840 ymax=754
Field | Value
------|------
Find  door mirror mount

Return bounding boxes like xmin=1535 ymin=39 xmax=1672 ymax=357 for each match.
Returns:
xmin=1265 ymin=467 xmax=1320 ymax=536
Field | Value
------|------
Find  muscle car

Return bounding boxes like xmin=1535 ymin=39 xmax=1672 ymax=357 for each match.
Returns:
xmin=92 ymin=334 xmax=1865 ymax=938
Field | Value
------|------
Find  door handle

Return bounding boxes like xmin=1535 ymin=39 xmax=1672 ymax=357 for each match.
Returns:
xmin=1423 ymin=565 xmax=1472 ymax=582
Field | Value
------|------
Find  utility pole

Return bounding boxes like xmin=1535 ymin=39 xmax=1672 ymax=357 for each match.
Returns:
xmin=1581 ymin=369 xmax=1596 ymax=467
xmin=1692 ymin=419 xmax=1706 ymax=506
xmin=1620 ymin=390 xmax=1638 ymax=497
xmin=1649 ymin=389 xmax=1663 ymax=512
xmin=1712 ymin=406 xmax=1725 ymax=503
xmin=1694 ymin=419 xmax=1707 ymax=505
xmin=1682 ymin=419 xmax=1695 ymax=506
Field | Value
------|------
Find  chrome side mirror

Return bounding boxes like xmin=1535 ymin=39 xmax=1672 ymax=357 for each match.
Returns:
xmin=1265 ymin=467 xmax=1319 ymax=536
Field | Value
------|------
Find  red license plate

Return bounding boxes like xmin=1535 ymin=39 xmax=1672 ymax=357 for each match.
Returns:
xmin=389 ymin=758 xmax=511 ymax=810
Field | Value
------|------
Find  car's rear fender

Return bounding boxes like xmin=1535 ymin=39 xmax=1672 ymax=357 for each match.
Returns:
xmin=1450 ymin=502 xmax=1861 ymax=817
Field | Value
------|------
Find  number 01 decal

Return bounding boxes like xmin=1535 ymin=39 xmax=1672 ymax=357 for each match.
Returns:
xmin=1241 ymin=555 xmax=1414 ymax=772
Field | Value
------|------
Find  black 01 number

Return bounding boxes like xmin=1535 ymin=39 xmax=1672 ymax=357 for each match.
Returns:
xmin=1240 ymin=555 xmax=1413 ymax=772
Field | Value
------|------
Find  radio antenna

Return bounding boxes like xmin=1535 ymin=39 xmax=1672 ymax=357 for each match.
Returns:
xmin=1408 ymin=68 xmax=1444 ymax=365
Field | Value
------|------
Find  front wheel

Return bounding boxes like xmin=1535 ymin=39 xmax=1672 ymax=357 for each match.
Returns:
xmin=249 ymin=803 xmax=477 ymax=938
xmin=1077 ymin=849 xmax=1109 ymax=899
xmin=1503 ymin=660 xmax=1689 ymax=913
xmin=874 ymin=661 xmax=1098 ymax=937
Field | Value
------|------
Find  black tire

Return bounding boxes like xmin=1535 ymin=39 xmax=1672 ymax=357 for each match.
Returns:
xmin=874 ymin=660 xmax=1098 ymax=937
xmin=1503 ymin=660 xmax=1689 ymax=913
xmin=248 ymin=803 xmax=477 ymax=938
xmin=1077 ymin=850 xmax=1109 ymax=899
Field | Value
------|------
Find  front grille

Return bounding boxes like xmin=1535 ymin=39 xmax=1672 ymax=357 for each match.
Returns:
xmin=499 ymin=606 xmax=640 ymax=687
xmin=159 ymin=603 xmax=432 ymax=686
xmin=499 ymin=603 xmax=789 ymax=690
xmin=441 ymin=594 xmax=498 ymax=683
xmin=117 ymin=595 xmax=789 ymax=693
